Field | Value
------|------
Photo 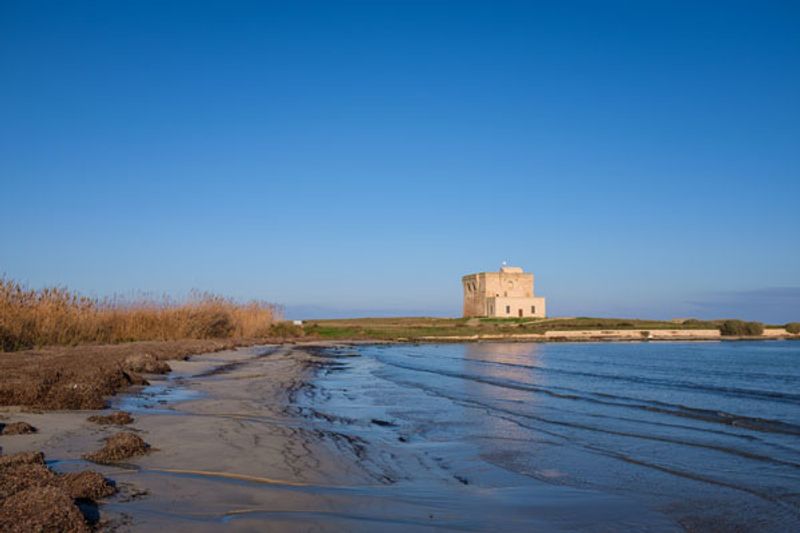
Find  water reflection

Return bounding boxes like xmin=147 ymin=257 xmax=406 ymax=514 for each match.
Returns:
xmin=463 ymin=342 xmax=543 ymax=381
xmin=459 ymin=343 xmax=546 ymax=452
xmin=463 ymin=342 xmax=542 ymax=366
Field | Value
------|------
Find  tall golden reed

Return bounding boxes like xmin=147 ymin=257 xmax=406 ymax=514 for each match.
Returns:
xmin=0 ymin=278 xmax=280 ymax=351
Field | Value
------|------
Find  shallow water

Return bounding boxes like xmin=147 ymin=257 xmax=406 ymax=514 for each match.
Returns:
xmin=299 ymin=341 xmax=800 ymax=531
xmin=112 ymin=382 xmax=203 ymax=414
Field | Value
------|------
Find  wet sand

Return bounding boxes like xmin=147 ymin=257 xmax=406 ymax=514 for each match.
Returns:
xmin=1 ymin=343 xmax=682 ymax=531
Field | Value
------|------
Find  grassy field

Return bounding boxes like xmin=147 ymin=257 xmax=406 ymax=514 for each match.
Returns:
xmin=302 ymin=316 xmax=743 ymax=341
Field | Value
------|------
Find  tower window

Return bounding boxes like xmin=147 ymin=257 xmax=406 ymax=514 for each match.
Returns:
xmin=505 ymin=305 xmax=510 ymax=314
xmin=531 ymin=306 xmax=536 ymax=314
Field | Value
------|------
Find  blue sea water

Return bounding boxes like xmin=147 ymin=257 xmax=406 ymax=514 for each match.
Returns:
xmin=303 ymin=341 xmax=800 ymax=531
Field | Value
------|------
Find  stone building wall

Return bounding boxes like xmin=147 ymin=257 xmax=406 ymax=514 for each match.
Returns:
xmin=462 ymin=266 xmax=546 ymax=318
xmin=487 ymin=296 xmax=546 ymax=318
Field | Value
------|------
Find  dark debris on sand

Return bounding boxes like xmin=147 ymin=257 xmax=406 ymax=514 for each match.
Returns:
xmin=83 ymin=432 xmax=150 ymax=464
xmin=123 ymin=353 xmax=171 ymax=375
xmin=0 ymin=451 xmax=44 ymax=468
xmin=0 ymin=339 xmax=241 ymax=410
xmin=0 ymin=421 xmax=37 ymax=435
xmin=0 ymin=485 xmax=89 ymax=533
xmin=0 ymin=450 xmax=116 ymax=532
xmin=87 ymin=411 xmax=134 ymax=426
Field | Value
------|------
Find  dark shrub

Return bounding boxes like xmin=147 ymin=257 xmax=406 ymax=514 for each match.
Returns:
xmin=188 ymin=310 xmax=235 ymax=338
xmin=745 ymin=321 xmax=765 ymax=336
xmin=681 ymin=319 xmax=717 ymax=329
xmin=786 ymin=323 xmax=800 ymax=334
xmin=720 ymin=320 xmax=764 ymax=336
xmin=0 ymin=324 xmax=17 ymax=352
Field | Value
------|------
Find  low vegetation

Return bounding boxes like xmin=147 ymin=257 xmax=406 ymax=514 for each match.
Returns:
xmin=0 ymin=277 xmax=279 ymax=352
xmin=266 ymin=321 xmax=306 ymax=339
xmin=302 ymin=316 xmax=800 ymax=341
xmin=302 ymin=316 xmax=732 ymax=341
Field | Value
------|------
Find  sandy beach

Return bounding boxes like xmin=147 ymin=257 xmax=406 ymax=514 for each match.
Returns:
xmin=0 ymin=342 xmax=677 ymax=531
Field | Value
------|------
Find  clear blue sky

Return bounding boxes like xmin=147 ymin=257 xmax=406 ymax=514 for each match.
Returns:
xmin=1 ymin=1 xmax=799 ymax=322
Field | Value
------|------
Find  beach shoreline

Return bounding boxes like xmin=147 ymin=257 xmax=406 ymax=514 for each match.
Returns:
xmin=2 ymin=329 xmax=797 ymax=412
xmin=3 ymin=339 xmax=800 ymax=530
xmin=0 ymin=341 xmax=677 ymax=531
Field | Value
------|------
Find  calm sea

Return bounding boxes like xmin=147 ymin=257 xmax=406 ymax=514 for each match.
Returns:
xmin=305 ymin=341 xmax=800 ymax=531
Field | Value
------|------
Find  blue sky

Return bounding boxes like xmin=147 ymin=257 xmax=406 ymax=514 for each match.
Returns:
xmin=1 ymin=1 xmax=799 ymax=322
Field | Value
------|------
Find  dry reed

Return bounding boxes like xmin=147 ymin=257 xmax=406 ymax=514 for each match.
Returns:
xmin=0 ymin=278 xmax=280 ymax=352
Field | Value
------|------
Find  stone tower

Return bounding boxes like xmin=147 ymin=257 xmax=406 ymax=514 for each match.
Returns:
xmin=462 ymin=265 xmax=546 ymax=318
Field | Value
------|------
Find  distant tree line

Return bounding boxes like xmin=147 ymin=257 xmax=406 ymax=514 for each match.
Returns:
xmin=719 ymin=320 xmax=764 ymax=336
